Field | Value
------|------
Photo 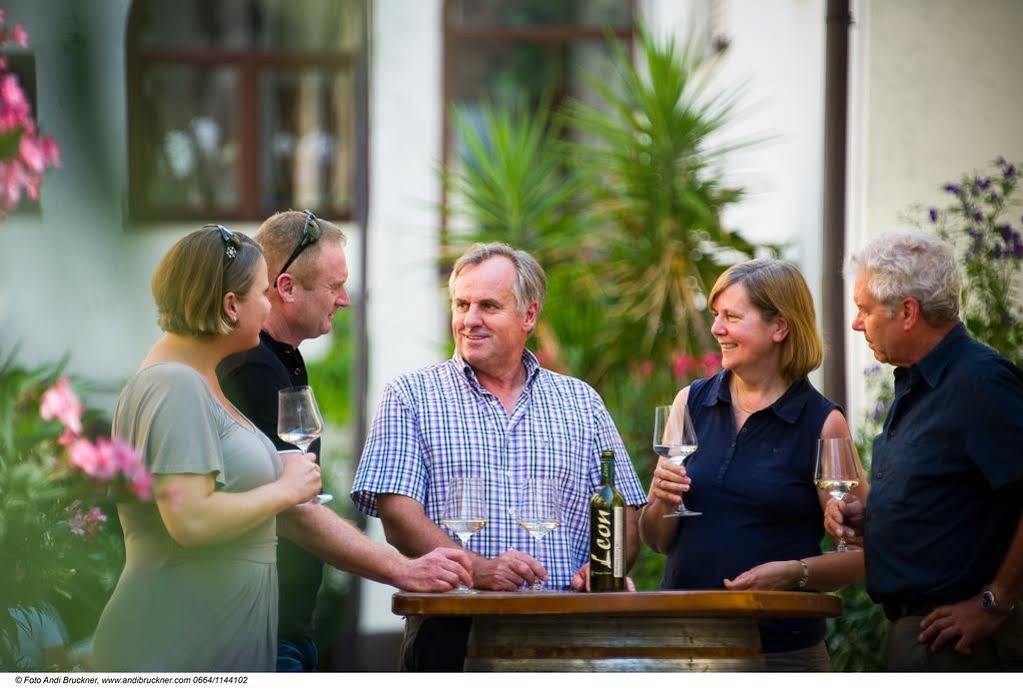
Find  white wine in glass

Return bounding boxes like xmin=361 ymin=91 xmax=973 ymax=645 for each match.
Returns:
xmin=441 ymin=477 xmax=487 ymax=593
xmin=277 ymin=385 xmax=331 ymax=504
xmin=814 ymin=437 xmax=863 ymax=552
xmin=512 ymin=478 xmax=562 ymax=591
xmin=653 ymin=404 xmax=701 ymax=518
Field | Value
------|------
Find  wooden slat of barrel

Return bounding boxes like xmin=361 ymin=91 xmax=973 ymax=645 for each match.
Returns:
xmin=393 ymin=591 xmax=841 ymax=673
xmin=466 ymin=615 xmax=764 ymax=672
xmin=394 ymin=590 xmax=843 ymax=619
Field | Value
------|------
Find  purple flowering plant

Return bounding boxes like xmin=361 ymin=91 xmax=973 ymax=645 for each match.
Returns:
xmin=926 ymin=156 xmax=1023 ymax=366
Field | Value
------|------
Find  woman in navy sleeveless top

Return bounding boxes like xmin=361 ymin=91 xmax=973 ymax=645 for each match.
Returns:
xmin=639 ymin=260 xmax=868 ymax=671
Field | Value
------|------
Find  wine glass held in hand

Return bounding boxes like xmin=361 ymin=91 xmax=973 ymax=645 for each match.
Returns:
xmin=653 ymin=404 xmax=701 ymax=518
xmin=277 ymin=386 xmax=332 ymax=504
xmin=512 ymin=478 xmax=562 ymax=591
xmin=440 ymin=477 xmax=487 ymax=593
xmin=814 ymin=437 xmax=863 ymax=552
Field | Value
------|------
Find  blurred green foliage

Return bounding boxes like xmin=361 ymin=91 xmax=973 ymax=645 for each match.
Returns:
xmin=0 ymin=353 xmax=123 ymax=670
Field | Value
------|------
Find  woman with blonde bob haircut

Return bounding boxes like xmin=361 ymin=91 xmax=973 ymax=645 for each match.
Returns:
xmin=640 ymin=259 xmax=867 ymax=671
xmin=93 ymin=226 xmax=322 ymax=672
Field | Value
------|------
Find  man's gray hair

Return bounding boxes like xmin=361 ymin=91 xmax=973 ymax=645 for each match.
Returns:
xmin=848 ymin=229 xmax=961 ymax=324
xmin=448 ymin=242 xmax=547 ymax=313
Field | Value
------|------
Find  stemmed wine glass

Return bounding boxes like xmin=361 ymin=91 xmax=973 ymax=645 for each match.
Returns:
xmin=440 ymin=477 xmax=487 ymax=593
xmin=511 ymin=478 xmax=562 ymax=591
xmin=277 ymin=385 xmax=331 ymax=504
xmin=653 ymin=404 xmax=701 ymax=518
xmin=814 ymin=437 xmax=863 ymax=552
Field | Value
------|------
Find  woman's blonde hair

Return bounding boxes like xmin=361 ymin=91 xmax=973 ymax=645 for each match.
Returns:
xmin=708 ymin=259 xmax=823 ymax=383
xmin=152 ymin=226 xmax=263 ymax=338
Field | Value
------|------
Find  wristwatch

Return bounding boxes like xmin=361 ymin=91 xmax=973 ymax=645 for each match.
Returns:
xmin=980 ymin=589 xmax=1016 ymax=615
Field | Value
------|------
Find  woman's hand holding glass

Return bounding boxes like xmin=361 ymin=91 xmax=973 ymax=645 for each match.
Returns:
xmin=648 ymin=456 xmax=692 ymax=507
xmin=277 ymin=450 xmax=321 ymax=506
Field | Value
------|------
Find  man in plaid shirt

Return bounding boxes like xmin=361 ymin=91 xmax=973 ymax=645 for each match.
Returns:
xmin=351 ymin=242 xmax=646 ymax=671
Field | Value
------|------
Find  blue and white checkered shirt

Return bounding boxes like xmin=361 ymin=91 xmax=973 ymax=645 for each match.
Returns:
xmin=351 ymin=350 xmax=646 ymax=590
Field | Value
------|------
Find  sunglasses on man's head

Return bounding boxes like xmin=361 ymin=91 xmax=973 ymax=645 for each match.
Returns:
xmin=276 ymin=210 xmax=322 ymax=281
xmin=202 ymin=224 xmax=238 ymax=262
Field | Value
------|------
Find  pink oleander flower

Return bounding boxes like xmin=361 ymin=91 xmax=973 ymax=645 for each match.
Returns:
xmin=67 ymin=502 xmax=108 ymax=540
xmin=0 ymin=17 xmax=61 ymax=216
xmin=11 ymin=23 xmax=26 ymax=48
xmin=671 ymin=352 xmax=698 ymax=379
xmin=40 ymin=376 xmax=83 ymax=439
xmin=98 ymin=437 xmax=142 ymax=475
xmin=99 ymin=436 xmax=153 ymax=500
xmin=0 ymin=72 xmax=30 ymax=126
xmin=19 ymin=134 xmax=43 ymax=173
xmin=68 ymin=438 xmax=116 ymax=480
xmin=702 ymin=351 xmax=722 ymax=376
xmin=39 ymin=135 xmax=60 ymax=167
xmin=636 ymin=360 xmax=654 ymax=380
xmin=127 ymin=464 xmax=154 ymax=501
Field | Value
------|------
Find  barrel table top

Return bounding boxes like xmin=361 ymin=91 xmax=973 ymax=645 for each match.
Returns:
xmin=393 ymin=590 xmax=842 ymax=619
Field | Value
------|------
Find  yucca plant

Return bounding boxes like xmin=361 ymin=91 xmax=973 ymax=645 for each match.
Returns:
xmin=560 ymin=26 xmax=772 ymax=386
xmin=442 ymin=97 xmax=583 ymax=267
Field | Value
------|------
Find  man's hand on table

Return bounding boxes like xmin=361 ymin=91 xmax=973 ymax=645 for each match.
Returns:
xmin=393 ymin=547 xmax=474 ymax=592
xmin=570 ymin=562 xmax=636 ymax=592
xmin=472 ymin=549 xmax=546 ymax=590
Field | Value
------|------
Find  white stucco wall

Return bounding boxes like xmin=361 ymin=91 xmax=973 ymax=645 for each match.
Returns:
xmin=643 ymin=0 xmax=827 ymax=362
xmin=846 ymin=0 xmax=1023 ymax=423
xmin=358 ymin=0 xmax=446 ymax=635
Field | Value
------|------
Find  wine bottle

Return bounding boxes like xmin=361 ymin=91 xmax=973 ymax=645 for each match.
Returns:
xmin=589 ymin=449 xmax=625 ymax=592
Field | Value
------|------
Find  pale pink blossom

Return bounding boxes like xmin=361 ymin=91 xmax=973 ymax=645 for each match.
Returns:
xmin=99 ymin=436 xmax=142 ymax=474
xmin=39 ymin=135 xmax=60 ymax=167
xmin=19 ymin=135 xmax=43 ymax=173
xmin=68 ymin=438 xmax=118 ymax=481
xmin=0 ymin=73 xmax=30 ymax=127
xmin=127 ymin=464 xmax=154 ymax=501
xmin=39 ymin=376 xmax=83 ymax=438
xmin=11 ymin=24 xmax=26 ymax=48
xmin=67 ymin=438 xmax=100 ymax=476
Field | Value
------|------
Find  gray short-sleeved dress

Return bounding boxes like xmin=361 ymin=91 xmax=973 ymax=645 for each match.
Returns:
xmin=92 ymin=363 xmax=283 ymax=672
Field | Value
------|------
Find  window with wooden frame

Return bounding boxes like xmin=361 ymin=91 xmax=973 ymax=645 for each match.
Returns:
xmin=442 ymin=0 xmax=634 ymax=165
xmin=126 ymin=0 xmax=366 ymax=222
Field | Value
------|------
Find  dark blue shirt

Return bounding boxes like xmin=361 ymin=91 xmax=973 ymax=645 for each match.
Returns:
xmin=865 ymin=324 xmax=1023 ymax=607
xmin=661 ymin=370 xmax=838 ymax=653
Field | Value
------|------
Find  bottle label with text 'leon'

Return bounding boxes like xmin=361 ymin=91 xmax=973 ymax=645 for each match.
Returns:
xmin=589 ymin=450 xmax=625 ymax=592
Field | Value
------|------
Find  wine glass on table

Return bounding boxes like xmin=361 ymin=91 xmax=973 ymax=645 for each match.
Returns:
xmin=511 ymin=478 xmax=562 ymax=591
xmin=440 ymin=477 xmax=487 ymax=593
xmin=653 ymin=404 xmax=701 ymax=518
xmin=814 ymin=437 xmax=863 ymax=552
xmin=277 ymin=385 xmax=332 ymax=505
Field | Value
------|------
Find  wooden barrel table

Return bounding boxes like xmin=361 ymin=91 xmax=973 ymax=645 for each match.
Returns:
xmin=393 ymin=590 xmax=842 ymax=672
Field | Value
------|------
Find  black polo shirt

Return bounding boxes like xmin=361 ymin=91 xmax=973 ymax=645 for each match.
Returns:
xmin=217 ymin=330 xmax=323 ymax=642
xmin=865 ymin=323 xmax=1023 ymax=608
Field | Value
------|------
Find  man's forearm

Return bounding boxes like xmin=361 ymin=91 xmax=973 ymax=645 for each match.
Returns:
xmin=377 ymin=493 xmax=462 ymax=558
xmin=991 ymin=515 xmax=1023 ymax=605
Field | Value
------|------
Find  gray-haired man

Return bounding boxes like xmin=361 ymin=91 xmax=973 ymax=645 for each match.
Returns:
xmin=827 ymin=230 xmax=1023 ymax=671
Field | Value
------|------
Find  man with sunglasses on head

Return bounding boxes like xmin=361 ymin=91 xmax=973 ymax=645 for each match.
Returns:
xmin=217 ymin=210 xmax=472 ymax=672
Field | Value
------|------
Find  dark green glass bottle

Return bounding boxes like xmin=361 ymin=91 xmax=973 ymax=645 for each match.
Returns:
xmin=589 ymin=449 xmax=625 ymax=592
